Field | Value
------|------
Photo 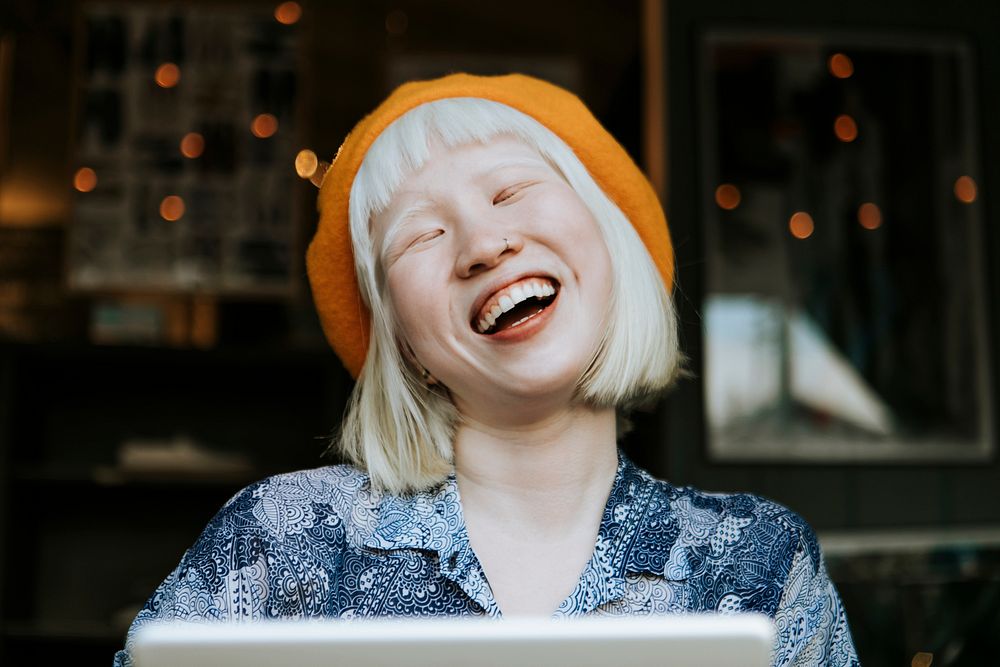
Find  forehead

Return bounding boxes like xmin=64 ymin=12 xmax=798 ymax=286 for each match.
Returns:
xmin=386 ymin=135 xmax=550 ymax=204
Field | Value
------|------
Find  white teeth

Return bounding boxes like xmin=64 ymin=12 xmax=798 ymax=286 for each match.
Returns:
xmin=475 ymin=278 xmax=559 ymax=334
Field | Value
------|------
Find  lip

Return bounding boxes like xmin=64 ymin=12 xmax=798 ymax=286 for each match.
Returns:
xmin=467 ymin=270 xmax=560 ymax=326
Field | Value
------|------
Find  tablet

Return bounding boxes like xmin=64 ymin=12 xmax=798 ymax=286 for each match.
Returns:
xmin=132 ymin=614 xmax=774 ymax=667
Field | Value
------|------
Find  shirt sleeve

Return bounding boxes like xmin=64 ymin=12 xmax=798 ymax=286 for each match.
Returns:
xmin=771 ymin=529 xmax=860 ymax=667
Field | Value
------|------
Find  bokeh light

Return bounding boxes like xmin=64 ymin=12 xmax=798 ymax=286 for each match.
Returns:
xmin=858 ymin=202 xmax=883 ymax=230
xmin=715 ymin=183 xmax=741 ymax=210
xmin=295 ymin=149 xmax=319 ymax=179
xmin=828 ymin=53 xmax=854 ymax=79
xmin=180 ymin=132 xmax=205 ymax=159
xmin=954 ymin=176 xmax=978 ymax=204
xmin=834 ymin=115 xmax=858 ymax=142
xmin=160 ymin=195 xmax=185 ymax=221
xmin=251 ymin=113 xmax=279 ymax=139
xmin=155 ymin=62 xmax=181 ymax=88
xmin=789 ymin=212 xmax=815 ymax=239
xmin=73 ymin=167 xmax=97 ymax=193
xmin=274 ymin=1 xmax=302 ymax=25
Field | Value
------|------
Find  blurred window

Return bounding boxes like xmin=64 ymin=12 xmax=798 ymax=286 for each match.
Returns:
xmin=69 ymin=6 xmax=299 ymax=296
xmin=699 ymin=31 xmax=991 ymax=462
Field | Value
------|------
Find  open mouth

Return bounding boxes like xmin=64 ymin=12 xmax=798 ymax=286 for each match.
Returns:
xmin=472 ymin=277 xmax=560 ymax=335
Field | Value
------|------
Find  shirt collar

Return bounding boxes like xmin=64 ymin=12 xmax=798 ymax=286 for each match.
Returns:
xmin=362 ymin=472 xmax=466 ymax=556
xmin=560 ymin=454 xmax=692 ymax=615
xmin=361 ymin=472 xmax=498 ymax=613
xmin=597 ymin=453 xmax=692 ymax=581
xmin=360 ymin=450 xmax=690 ymax=613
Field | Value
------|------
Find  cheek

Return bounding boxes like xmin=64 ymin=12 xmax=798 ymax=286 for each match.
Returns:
xmin=385 ymin=263 xmax=446 ymax=347
xmin=386 ymin=276 xmax=422 ymax=340
xmin=561 ymin=208 xmax=613 ymax=281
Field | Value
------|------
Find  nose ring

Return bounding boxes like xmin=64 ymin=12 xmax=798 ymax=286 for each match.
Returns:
xmin=502 ymin=237 xmax=509 ymax=253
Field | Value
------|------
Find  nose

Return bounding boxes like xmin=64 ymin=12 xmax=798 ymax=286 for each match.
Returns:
xmin=455 ymin=226 xmax=523 ymax=278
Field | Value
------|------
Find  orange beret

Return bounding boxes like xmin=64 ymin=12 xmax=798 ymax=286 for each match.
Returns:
xmin=306 ymin=72 xmax=673 ymax=379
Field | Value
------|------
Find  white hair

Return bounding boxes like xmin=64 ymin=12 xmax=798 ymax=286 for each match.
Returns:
xmin=337 ymin=98 xmax=681 ymax=494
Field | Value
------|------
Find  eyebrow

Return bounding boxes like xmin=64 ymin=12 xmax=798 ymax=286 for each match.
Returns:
xmin=379 ymin=199 xmax=436 ymax=259
xmin=379 ymin=154 xmax=552 ymax=258
xmin=478 ymin=155 xmax=551 ymax=175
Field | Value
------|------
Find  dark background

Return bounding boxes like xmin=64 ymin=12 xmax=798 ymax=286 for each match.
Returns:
xmin=0 ymin=0 xmax=997 ymax=664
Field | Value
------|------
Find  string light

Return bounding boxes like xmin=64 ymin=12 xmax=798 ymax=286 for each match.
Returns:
xmin=251 ymin=113 xmax=279 ymax=138
xmin=828 ymin=53 xmax=854 ymax=79
xmin=295 ymin=149 xmax=319 ymax=179
xmin=160 ymin=195 xmax=185 ymax=221
xmin=73 ymin=167 xmax=98 ymax=193
xmin=954 ymin=176 xmax=977 ymax=204
xmin=834 ymin=115 xmax=858 ymax=142
xmin=274 ymin=1 xmax=302 ymax=25
xmin=155 ymin=63 xmax=181 ymax=88
xmin=858 ymin=203 xmax=882 ymax=230
xmin=789 ymin=212 xmax=815 ymax=239
xmin=180 ymin=132 xmax=205 ymax=158
xmin=714 ymin=184 xmax=741 ymax=210
xmin=294 ymin=149 xmax=331 ymax=187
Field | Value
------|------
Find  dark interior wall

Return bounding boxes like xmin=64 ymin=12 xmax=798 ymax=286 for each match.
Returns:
xmin=300 ymin=0 xmax=643 ymax=177
xmin=2 ymin=0 xmax=995 ymax=534
xmin=655 ymin=0 xmax=1000 ymax=531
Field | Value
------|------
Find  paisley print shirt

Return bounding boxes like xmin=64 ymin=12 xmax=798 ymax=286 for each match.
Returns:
xmin=114 ymin=454 xmax=859 ymax=666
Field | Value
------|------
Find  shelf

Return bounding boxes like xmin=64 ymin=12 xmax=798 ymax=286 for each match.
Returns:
xmin=0 ymin=339 xmax=341 ymax=368
xmin=14 ymin=464 xmax=265 ymax=488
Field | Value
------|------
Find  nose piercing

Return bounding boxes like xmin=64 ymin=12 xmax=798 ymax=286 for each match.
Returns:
xmin=502 ymin=237 xmax=509 ymax=253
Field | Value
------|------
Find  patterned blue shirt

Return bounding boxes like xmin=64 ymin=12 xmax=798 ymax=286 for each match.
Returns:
xmin=114 ymin=454 xmax=858 ymax=666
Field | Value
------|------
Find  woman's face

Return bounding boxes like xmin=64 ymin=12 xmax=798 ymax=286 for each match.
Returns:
xmin=372 ymin=135 xmax=613 ymax=423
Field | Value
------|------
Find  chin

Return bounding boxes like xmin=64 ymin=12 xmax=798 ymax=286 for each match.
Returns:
xmin=494 ymin=355 xmax=591 ymax=399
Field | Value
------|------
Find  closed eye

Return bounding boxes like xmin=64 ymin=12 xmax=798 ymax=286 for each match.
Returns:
xmin=408 ymin=229 xmax=443 ymax=248
xmin=493 ymin=181 xmax=537 ymax=206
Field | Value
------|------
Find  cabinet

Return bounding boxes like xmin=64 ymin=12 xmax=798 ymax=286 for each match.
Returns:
xmin=0 ymin=341 xmax=350 ymax=663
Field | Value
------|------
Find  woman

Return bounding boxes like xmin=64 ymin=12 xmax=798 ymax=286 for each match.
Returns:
xmin=114 ymin=73 xmax=858 ymax=666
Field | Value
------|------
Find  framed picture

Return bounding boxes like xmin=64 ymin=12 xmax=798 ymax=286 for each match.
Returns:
xmin=698 ymin=29 xmax=992 ymax=462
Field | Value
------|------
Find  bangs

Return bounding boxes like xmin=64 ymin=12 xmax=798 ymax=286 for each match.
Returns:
xmin=351 ymin=98 xmax=560 ymax=231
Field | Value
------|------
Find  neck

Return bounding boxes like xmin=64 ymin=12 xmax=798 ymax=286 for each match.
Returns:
xmin=452 ymin=405 xmax=618 ymax=537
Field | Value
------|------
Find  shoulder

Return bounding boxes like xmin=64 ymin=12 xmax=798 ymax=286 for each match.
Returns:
xmin=654 ymin=481 xmax=820 ymax=617
xmin=661 ymin=480 xmax=819 ymax=567
xmin=167 ymin=465 xmax=378 ymax=606
xmin=635 ymin=471 xmax=822 ymax=593
xmin=205 ymin=464 xmax=377 ymax=543
xmin=120 ymin=466 xmax=376 ymax=643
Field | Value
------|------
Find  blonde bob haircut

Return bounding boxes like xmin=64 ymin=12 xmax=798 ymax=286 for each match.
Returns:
xmin=337 ymin=98 xmax=681 ymax=494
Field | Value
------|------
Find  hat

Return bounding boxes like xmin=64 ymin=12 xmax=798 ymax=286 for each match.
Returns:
xmin=306 ymin=72 xmax=673 ymax=379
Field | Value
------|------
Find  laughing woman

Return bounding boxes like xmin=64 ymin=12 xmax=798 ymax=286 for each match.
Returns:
xmin=115 ymin=74 xmax=858 ymax=666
